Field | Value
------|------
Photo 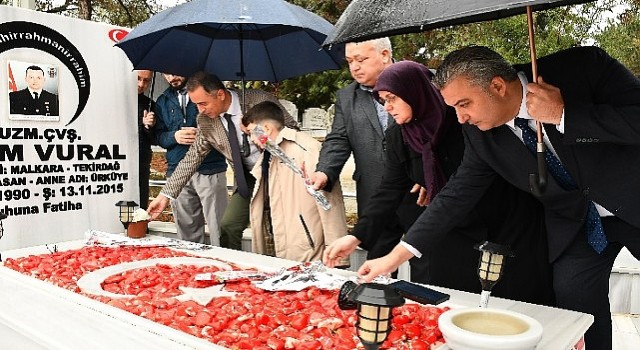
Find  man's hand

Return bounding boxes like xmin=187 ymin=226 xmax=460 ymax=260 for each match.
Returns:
xmin=526 ymin=76 xmax=564 ymax=125
xmin=175 ymin=127 xmax=197 ymax=145
xmin=310 ymin=171 xmax=329 ymax=191
xmin=323 ymin=235 xmax=361 ymax=268
xmin=410 ymin=184 xmax=429 ymax=207
xmin=143 ymin=110 xmax=156 ymax=129
xmin=147 ymin=195 xmax=170 ymax=219
xmin=357 ymin=244 xmax=415 ymax=282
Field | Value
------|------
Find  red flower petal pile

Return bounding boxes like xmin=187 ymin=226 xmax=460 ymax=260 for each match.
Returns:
xmin=3 ymin=246 xmax=447 ymax=349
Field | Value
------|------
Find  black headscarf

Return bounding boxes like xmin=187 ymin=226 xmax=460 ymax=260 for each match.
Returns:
xmin=373 ymin=61 xmax=449 ymax=202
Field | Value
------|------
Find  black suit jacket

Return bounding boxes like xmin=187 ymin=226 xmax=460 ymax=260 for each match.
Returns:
xmin=9 ymin=88 xmax=59 ymax=116
xmin=404 ymin=46 xmax=640 ymax=262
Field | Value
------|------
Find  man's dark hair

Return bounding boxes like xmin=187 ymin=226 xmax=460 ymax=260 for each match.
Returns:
xmin=25 ymin=65 xmax=44 ymax=75
xmin=243 ymin=101 xmax=285 ymax=129
xmin=186 ymin=71 xmax=226 ymax=93
xmin=433 ymin=46 xmax=518 ymax=90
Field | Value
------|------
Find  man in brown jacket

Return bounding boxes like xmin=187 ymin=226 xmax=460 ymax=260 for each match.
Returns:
xmin=148 ymin=72 xmax=298 ymax=250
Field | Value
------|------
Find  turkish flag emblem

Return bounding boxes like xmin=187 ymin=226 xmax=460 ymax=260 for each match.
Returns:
xmin=8 ymin=62 xmax=17 ymax=92
xmin=108 ymin=29 xmax=129 ymax=43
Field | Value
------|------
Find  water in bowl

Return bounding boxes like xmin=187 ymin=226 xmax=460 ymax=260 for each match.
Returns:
xmin=452 ymin=312 xmax=529 ymax=335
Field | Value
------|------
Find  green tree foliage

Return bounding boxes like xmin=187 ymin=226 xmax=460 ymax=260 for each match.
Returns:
xmin=265 ymin=0 xmax=353 ymax=114
xmin=394 ymin=1 xmax=619 ymax=66
xmin=596 ymin=0 xmax=640 ymax=74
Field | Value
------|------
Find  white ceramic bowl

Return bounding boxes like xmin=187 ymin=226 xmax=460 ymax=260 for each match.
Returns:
xmin=438 ymin=308 xmax=543 ymax=350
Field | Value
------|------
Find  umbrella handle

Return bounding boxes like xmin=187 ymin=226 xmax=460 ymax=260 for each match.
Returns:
xmin=529 ymin=144 xmax=547 ymax=196
xmin=148 ymin=72 xmax=156 ymax=111
xmin=527 ymin=6 xmax=547 ymax=195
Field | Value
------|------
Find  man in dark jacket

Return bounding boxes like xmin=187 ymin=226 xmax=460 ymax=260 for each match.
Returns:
xmin=9 ymin=65 xmax=59 ymax=116
xmin=136 ymin=70 xmax=156 ymax=209
xmin=154 ymin=73 xmax=228 ymax=245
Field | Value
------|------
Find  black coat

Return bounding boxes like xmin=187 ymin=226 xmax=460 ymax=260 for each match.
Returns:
xmin=137 ymin=94 xmax=156 ymax=164
xmin=352 ymin=109 xmax=555 ymax=306
xmin=403 ymin=47 xmax=640 ymax=262
xmin=9 ymin=88 xmax=59 ymax=116
xmin=137 ymin=94 xmax=156 ymax=209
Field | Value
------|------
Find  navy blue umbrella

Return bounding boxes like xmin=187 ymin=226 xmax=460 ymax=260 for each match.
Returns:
xmin=115 ymin=0 xmax=344 ymax=83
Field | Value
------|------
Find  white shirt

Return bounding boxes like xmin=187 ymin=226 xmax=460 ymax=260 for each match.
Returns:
xmin=218 ymin=90 xmax=260 ymax=169
xmin=177 ymin=89 xmax=189 ymax=108
xmin=505 ymin=72 xmax=563 ymax=157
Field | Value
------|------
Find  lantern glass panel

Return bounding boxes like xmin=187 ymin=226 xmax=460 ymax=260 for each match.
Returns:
xmin=356 ymin=304 xmax=391 ymax=344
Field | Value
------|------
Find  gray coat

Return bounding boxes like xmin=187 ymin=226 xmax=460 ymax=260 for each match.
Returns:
xmin=316 ymin=82 xmax=391 ymax=216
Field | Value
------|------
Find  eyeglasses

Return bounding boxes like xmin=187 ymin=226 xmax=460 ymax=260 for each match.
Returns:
xmin=378 ymin=94 xmax=398 ymax=106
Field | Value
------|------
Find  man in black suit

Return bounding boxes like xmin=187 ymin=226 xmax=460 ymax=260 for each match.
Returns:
xmin=9 ymin=65 xmax=59 ymax=116
xmin=353 ymin=46 xmax=640 ymax=349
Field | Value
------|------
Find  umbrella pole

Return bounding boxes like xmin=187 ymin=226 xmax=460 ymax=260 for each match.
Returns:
xmin=239 ymin=25 xmax=246 ymax=114
xmin=526 ymin=6 xmax=547 ymax=196
xmin=148 ymin=71 xmax=156 ymax=111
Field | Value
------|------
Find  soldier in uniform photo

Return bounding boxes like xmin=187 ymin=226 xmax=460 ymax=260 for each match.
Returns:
xmin=9 ymin=65 xmax=59 ymax=116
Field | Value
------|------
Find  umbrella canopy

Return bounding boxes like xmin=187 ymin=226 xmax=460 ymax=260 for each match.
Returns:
xmin=324 ymin=0 xmax=593 ymax=45
xmin=116 ymin=0 xmax=344 ymax=82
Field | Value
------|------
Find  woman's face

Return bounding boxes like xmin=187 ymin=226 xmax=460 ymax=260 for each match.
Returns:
xmin=378 ymin=91 xmax=413 ymax=124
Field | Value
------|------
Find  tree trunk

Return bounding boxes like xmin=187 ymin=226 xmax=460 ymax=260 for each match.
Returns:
xmin=78 ymin=0 xmax=93 ymax=20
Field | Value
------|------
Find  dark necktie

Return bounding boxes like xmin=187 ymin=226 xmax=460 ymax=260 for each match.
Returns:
xmin=33 ymin=92 xmax=39 ymax=100
xmin=178 ymin=89 xmax=187 ymax=117
xmin=514 ymin=118 xmax=608 ymax=253
xmin=224 ymin=113 xmax=250 ymax=198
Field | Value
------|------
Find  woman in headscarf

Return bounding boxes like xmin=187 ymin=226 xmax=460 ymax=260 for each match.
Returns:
xmin=325 ymin=61 xmax=554 ymax=305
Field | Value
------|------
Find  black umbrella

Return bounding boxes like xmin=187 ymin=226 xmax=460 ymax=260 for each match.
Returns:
xmin=324 ymin=0 xmax=597 ymax=194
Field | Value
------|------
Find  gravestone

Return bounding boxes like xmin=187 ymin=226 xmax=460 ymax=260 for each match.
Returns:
xmin=278 ymin=99 xmax=298 ymax=122
xmin=302 ymin=107 xmax=327 ymax=129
